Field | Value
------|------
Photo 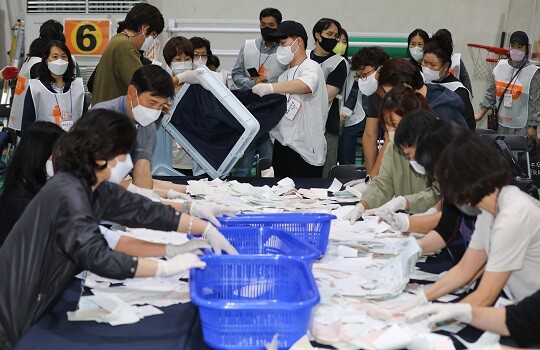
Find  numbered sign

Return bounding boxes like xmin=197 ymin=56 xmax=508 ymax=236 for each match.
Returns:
xmin=64 ymin=19 xmax=110 ymax=56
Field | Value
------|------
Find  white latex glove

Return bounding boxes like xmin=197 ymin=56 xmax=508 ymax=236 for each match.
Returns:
xmin=387 ymin=291 xmax=428 ymax=313
xmin=343 ymin=203 xmax=365 ymax=224
xmin=127 ymin=183 xmax=162 ymax=202
xmin=350 ymin=182 xmax=369 ymax=194
xmin=167 ymin=189 xmax=191 ymax=200
xmin=344 ymin=178 xmax=366 ymax=187
xmin=154 ymin=253 xmax=206 ymax=277
xmin=176 ymin=70 xmax=199 ymax=84
xmin=203 ymin=224 xmax=239 ymax=255
xmin=252 ymin=83 xmax=273 ymax=97
xmin=406 ymin=303 xmax=473 ymax=328
xmin=374 ymin=208 xmax=410 ymax=232
xmin=365 ymin=196 xmax=407 ymax=215
xmin=340 ymin=106 xmax=353 ymax=118
xmin=412 ymin=207 xmax=438 ymax=217
xmin=190 ymin=202 xmax=239 ymax=227
xmin=165 ymin=239 xmax=212 ymax=258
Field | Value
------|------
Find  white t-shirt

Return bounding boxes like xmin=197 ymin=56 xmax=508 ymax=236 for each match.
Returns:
xmin=469 ymin=185 xmax=540 ymax=301
xmin=270 ymin=58 xmax=327 ymax=166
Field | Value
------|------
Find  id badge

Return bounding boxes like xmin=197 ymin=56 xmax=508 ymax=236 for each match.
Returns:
xmin=60 ymin=120 xmax=74 ymax=132
xmin=503 ymin=92 xmax=513 ymax=108
xmin=284 ymin=97 xmax=301 ymax=121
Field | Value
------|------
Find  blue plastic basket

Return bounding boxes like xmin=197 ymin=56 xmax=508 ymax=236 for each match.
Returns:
xmin=190 ymin=255 xmax=320 ymax=349
xmin=218 ymin=213 xmax=336 ymax=257
xmin=191 ymin=227 xmax=320 ymax=265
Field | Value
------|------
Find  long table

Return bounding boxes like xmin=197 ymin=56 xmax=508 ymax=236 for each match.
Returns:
xmin=15 ymin=176 xmax=526 ymax=349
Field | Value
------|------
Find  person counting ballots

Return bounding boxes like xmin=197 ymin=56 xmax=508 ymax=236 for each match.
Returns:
xmin=0 ymin=110 xmax=237 ymax=349
xmin=252 ymin=20 xmax=328 ymax=178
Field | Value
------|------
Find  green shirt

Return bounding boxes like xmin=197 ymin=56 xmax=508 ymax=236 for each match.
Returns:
xmin=91 ymin=33 xmax=142 ymax=104
xmin=362 ymin=141 xmax=440 ymax=213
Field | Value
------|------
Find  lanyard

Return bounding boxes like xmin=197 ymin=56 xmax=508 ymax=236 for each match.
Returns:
xmin=285 ymin=58 xmax=307 ymax=102
xmin=258 ymin=41 xmax=276 ymax=70
xmin=53 ymin=87 xmax=73 ymax=122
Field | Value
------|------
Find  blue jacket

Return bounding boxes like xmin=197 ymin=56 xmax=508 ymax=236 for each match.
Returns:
xmin=426 ymin=83 xmax=467 ymax=127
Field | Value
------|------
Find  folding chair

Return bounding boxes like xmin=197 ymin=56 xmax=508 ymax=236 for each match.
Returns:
xmin=256 ymin=157 xmax=272 ymax=177
xmin=480 ymin=134 xmax=531 ymax=178
xmin=329 ymin=164 xmax=366 ymax=180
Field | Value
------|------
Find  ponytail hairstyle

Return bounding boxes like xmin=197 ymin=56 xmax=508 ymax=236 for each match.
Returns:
xmin=424 ymin=29 xmax=453 ymax=68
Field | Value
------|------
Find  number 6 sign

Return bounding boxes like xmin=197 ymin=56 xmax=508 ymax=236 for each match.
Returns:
xmin=64 ymin=19 xmax=110 ymax=55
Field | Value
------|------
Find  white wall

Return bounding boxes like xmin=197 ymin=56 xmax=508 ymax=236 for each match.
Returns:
xmin=2 ymin=0 xmax=540 ymax=111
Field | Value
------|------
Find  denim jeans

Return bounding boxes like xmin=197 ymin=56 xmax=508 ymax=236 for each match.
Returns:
xmin=338 ymin=121 xmax=365 ymax=165
xmin=231 ymin=133 xmax=273 ymax=177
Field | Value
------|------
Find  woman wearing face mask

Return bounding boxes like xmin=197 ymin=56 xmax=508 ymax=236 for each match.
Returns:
xmin=0 ymin=109 xmax=237 ymax=348
xmin=389 ymin=131 xmax=540 ymax=313
xmin=407 ymin=29 xmax=429 ymax=70
xmin=476 ymin=31 xmax=540 ymax=139
xmin=422 ymin=33 xmax=476 ymax=130
xmin=433 ymin=29 xmax=473 ymax=94
xmin=189 ymin=36 xmax=228 ymax=85
xmin=21 ymin=40 xmax=87 ymax=134
xmin=308 ymin=18 xmax=349 ymax=178
xmin=0 ymin=122 xmax=65 ymax=244
xmin=163 ymin=36 xmax=195 ymax=175
xmin=92 ymin=3 xmax=165 ymax=104
xmin=343 ymin=88 xmax=440 ymax=224
xmin=376 ymin=117 xmax=473 ymax=262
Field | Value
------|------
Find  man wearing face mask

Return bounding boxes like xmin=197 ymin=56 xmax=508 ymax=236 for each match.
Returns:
xmin=350 ymin=47 xmax=389 ymax=178
xmin=92 ymin=3 xmax=165 ymax=104
xmin=252 ymin=20 xmax=327 ymax=178
xmin=230 ymin=8 xmax=287 ymax=176
xmin=476 ymin=31 xmax=540 ymax=140
xmin=307 ymin=18 xmax=348 ymax=178
xmin=92 ymin=65 xmax=174 ymax=190
xmin=388 ymin=132 xmax=540 ymax=313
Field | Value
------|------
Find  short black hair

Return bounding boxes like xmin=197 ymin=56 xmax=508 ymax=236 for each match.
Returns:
xmin=0 ymin=122 xmax=64 ymax=202
xmin=394 ymin=109 xmax=438 ymax=148
xmin=340 ymin=27 xmax=350 ymax=59
xmin=207 ymin=54 xmax=220 ymax=70
xmin=53 ymin=109 xmax=137 ymax=186
xmin=118 ymin=3 xmax=164 ymax=35
xmin=378 ymin=58 xmax=425 ymax=90
xmin=312 ymin=18 xmax=342 ymax=40
xmin=415 ymin=119 xmax=469 ymax=177
xmin=351 ymin=46 xmax=389 ymax=71
xmin=37 ymin=40 xmax=76 ymax=84
xmin=28 ymin=20 xmax=66 ymax=57
xmin=190 ymin=36 xmax=213 ymax=56
xmin=435 ymin=132 xmax=511 ymax=205
xmin=259 ymin=8 xmax=282 ymax=24
xmin=163 ymin=36 xmax=194 ymax=67
xmin=131 ymin=65 xmax=175 ymax=99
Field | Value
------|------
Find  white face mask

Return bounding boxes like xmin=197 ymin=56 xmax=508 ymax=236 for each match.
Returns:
xmin=46 ymin=159 xmax=54 ymax=179
xmin=422 ymin=66 xmax=441 ymax=83
xmin=47 ymin=59 xmax=69 ymax=76
xmin=409 ymin=46 xmax=424 ymax=61
xmin=388 ymin=130 xmax=395 ymax=142
xmin=108 ymin=154 xmax=133 ymax=184
xmin=171 ymin=61 xmax=192 ymax=75
xmin=276 ymin=39 xmax=299 ymax=65
xmin=509 ymin=49 xmax=526 ymax=62
xmin=409 ymin=160 xmax=426 ymax=174
xmin=193 ymin=57 xmax=208 ymax=69
xmin=357 ymin=69 xmax=378 ymax=96
xmin=140 ymin=34 xmax=154 ymax=52
xmin=130 ymin=91 xmax=162 ymax=127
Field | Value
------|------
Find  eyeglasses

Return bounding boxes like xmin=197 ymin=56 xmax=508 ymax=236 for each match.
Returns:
xmin=356 ymin=68 xmax=376 ymax=81
xmin=322 ymin=31 xmax=340 ymax=40
xmin=194 ymin=54 xmax=208 ymax=59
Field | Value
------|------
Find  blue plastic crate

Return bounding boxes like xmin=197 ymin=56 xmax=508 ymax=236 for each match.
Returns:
xmin=218 ymin=213 xmax=336 ymax=257
xmin=190 ymin=255 xmax=320 ymax=349
xmin=190 ymin=227 xmax=320 ymax=265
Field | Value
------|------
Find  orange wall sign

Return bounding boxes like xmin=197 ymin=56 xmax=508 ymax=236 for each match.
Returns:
xmin=64 ymin=19 xmax=110 ymax=55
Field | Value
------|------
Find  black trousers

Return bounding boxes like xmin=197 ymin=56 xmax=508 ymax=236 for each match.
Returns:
xmin=272 ymin=141 xmax=323 ymax=178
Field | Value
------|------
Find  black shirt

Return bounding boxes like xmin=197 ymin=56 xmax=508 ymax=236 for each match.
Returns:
xmin=506 ymin=289 xmax=540 ymax=347
xmin=435 ymin=74 xmax=476 ymax=130
xmin=0 ymin=184 xmax=34 ymax=247
xmin=310 ymin=52 xmax=348 ymax=135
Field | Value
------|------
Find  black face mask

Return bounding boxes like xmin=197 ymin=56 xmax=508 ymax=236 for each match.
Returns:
xmin=261 ymin=27 xmax=278 ymax=42
xmin=319 ymin=36 xmax=338 ymax=53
